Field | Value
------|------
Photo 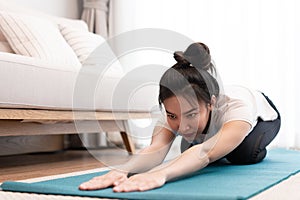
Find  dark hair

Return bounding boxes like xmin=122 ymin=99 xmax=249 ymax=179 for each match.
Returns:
xmin=158 ymin=42 xmax=219 ymax=107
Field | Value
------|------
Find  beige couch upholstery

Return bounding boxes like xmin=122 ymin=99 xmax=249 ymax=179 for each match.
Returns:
xmin=0 ymin=2 xmax=159 ymax=155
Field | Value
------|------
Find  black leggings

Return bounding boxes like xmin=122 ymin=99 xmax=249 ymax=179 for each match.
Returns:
xmin=181 ymin=93 xmax=281 ymax=165
xmin=226 ymin=93 xmax=281 ymax=164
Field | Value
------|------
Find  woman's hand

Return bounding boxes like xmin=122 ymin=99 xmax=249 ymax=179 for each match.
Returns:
xmin=113 ymin=171 xmax=166 ymax=192
xmin=79 ymin=170 xmax=128 ymax=190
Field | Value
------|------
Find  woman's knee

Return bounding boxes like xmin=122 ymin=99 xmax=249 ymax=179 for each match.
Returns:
xmin=226 ymin=118 xmax=279 ymax=165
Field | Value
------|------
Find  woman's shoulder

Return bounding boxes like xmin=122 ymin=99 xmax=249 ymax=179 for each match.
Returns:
xmin=216 ymin=85 xmax=259 ymax=126
xmin=223 ymin=85 xmax=257 ymax=97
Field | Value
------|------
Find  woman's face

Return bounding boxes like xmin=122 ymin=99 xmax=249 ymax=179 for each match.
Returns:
xmin=163 ymin=95 xmax=212 ymax=143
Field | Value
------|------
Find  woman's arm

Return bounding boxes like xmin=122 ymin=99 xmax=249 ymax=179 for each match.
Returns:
xmin=120 ymin=126 xmax=175 ymax=173
xmin=113 ymin=120 xmax=251 ymax=192
xmin=79 ymin=125 xmax=175 ymax=190
xmin=160 ymin=120 xmax=251 ymax=180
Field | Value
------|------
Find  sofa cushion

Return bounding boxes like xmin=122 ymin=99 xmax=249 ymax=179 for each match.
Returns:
xmin=0 ymin=41 xmax=13 ymax=53
xmin=0 ymin=11 xmax=81 ymax=67
xmin=0 ymin=52 xmax=159 ymax=112
xmin=59 ymin=24 xmax=105 ymax=63
xmin=0 ymin=28 xmax=13 ymax=53
xmin=0 ymin=29 xmax=6 ymax=41
xmin=59 ymin=24 xmax=124 ymax=76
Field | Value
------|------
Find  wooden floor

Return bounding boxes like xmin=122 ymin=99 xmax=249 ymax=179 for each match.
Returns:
xmin=0 ymin=147 xmax=131 ymax=183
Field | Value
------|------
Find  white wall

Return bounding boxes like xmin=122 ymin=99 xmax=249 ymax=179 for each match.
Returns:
xmin=6 ymin=0 xmax=83 ymax=19
xmin=110 ymin=0 xmax=300 ymax=148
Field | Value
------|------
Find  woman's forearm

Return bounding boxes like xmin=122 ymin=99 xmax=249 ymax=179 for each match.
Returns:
xmin=115 ymin=126 xmax=175 ymax=174
xmin=115 ymin=142 xmax=173 ymax=174
xmin=150 ymin=144 xmax=210 ymax=181
xmin=151 ymin=121 xmax=250 ymax=181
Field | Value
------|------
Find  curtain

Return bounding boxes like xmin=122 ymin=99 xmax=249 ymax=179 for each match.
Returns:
xmin=109 ymin=0 xmax=300 ymax=149
xmin=81 ymin=0 xmax=109 ymax=37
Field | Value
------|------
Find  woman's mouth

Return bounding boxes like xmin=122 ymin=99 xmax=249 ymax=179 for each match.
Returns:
xmin=182 ymin=132 xmax=196 ymax=140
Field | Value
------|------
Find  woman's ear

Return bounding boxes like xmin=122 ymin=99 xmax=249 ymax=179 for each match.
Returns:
xmin=208 ymin=95 xmax=216 ymax=110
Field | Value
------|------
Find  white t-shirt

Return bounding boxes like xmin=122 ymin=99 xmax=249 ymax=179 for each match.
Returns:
xmin=156 ymin=85 xmax=278 ymax=144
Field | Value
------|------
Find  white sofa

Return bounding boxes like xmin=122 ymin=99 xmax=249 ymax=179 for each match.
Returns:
xmin=0 ymin=3 xmax=159 ymax=154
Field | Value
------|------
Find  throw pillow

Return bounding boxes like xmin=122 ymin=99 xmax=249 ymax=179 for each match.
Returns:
xmin=0 ymin=30 xmax=6 ymax=41
xmin=58 ymin=24 xmax=105 ymax=63
xmin=0 ymin=29 xmax=14 ymax=53
xmin=0 ymin=41 xmax=14 ymax=53
xmin=0 ymin=11 xmax=81 ymax=67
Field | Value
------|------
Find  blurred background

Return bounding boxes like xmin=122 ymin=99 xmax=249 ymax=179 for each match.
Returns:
xmin=4 ymin=0 xmax=300 ymax=149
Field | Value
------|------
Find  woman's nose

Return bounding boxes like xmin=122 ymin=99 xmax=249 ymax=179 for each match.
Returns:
xmin=178 ymin=120 xmax=191 ymax=133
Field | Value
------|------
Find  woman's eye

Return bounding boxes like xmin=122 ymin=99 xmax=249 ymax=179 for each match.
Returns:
xmin=167 ymin=114 xmax=176 ymax=119
xmin=187 ymin=113 xmax=197 ymax=118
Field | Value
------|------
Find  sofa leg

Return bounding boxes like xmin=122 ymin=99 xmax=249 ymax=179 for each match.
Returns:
xmin=120 ymin=131 xmax=135 ymax=154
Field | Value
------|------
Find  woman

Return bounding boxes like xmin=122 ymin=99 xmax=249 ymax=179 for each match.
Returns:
xmin=79 ymin=42 xmax=281 ymax=192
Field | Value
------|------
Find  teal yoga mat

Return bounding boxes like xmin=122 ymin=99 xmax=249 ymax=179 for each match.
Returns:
xmin=1 ymin=148 xmax=300 ymax=200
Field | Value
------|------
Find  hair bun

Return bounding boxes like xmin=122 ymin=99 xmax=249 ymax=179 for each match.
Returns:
xmin=174 ymin=51 xmax=190 ymax=64
xmin=183 ymin=42 xmax=211 ymax=70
